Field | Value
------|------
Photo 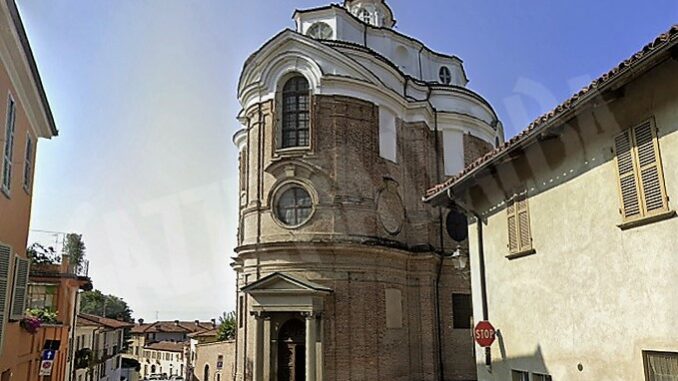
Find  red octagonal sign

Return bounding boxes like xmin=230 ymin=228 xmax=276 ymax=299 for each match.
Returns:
xmin=474 ymin=320 xmax=496 ymax=347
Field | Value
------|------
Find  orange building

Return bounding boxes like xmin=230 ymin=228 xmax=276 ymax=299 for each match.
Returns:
xmin=0 ymin=2 xmax=87 ymax=381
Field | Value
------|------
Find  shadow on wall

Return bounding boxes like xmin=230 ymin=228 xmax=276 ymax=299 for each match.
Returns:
xmin=477 ymin=333 xmax=551 ymax=380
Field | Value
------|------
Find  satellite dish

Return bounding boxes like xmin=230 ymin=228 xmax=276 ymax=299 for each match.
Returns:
xmin=446 ymin=211 xmax=468 ymax=242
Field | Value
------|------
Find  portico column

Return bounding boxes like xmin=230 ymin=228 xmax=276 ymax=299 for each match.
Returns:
xmin=251 ymin=312 xmax=265 ymax=381
xmin=303 ymin=312 xmax=317 ymax=381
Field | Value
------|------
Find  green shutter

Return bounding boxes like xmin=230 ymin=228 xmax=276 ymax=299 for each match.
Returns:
xmin=0 ymin=244 xmax=12 ymax=352
xmin=10 ymin=257 xmax=29 ymax=320
xmin=614 ymin=130 xmax=642 ymax=219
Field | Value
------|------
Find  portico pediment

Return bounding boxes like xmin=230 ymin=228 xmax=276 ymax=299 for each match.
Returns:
xmin=242 ymin=272 xmax=332 ymax=295
xmin=242 ymin=273 xmax=332 ymax=314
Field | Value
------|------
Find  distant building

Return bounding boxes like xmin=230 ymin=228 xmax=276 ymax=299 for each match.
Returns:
xmin=232 ymin=0 xmax=500 ymax=380
xmin=0 ymin=1 xmax=69 ymax=380
xmin=425 ymin=25 xmax=678 ymax=380
xmin=72 ymin=313 xmax=135 ymax=381
xmin=139 ymin=342 xmax=186 ymax=379
xmin=188 ymin=337 xmax=235 ymax=381
xmin=126 ymin=320 xmax=216 ymax=379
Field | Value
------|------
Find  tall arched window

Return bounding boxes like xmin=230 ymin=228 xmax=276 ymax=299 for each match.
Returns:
xmin=282 ymin=76 xmax=310 ymax=148
xmin=203 ymin=365 xmax=210 ymax=381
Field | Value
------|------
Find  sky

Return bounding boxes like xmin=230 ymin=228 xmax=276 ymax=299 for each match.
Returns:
xmin=17 ymin=0 xmax=678 ymax=321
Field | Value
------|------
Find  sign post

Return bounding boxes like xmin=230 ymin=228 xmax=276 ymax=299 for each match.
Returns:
xmin=39 ymin=349 xmax=57 ymax=376
xmin=474 ymin=320 xmax=496 ymax=348
xmin=39 ymin=360 xmax=54 ymax=376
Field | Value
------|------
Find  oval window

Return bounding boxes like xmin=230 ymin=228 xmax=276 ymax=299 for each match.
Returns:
xmin=439 ymin=66 xmax=452 ymax=85
xmin=274 ymin=186 xmax=313 ymax=227
xmin=307 ymin=22 xmax=333 ymax=40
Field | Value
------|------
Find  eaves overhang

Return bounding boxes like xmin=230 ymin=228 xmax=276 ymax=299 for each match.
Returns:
xmin=423 ymin=24 xmax=678 ymax=205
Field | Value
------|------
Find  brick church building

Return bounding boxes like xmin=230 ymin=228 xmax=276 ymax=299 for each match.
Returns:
xmin=231 ymin=1 xmax=502 ymax=380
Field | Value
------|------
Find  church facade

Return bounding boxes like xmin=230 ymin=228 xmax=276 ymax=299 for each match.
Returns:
xmin=231 ymin=1 xmax=503 ymax=380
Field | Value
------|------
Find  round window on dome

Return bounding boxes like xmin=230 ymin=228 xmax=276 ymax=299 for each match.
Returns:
xmin=439 ymin=66 xmax=452 ymax=85
xmin=274 ymin=185 xmax=314 ymax=227
xmin=307 ymin=22 xmax=333 ymax=40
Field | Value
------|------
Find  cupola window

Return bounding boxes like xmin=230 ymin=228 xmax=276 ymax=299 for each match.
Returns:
xmin=281 ymin=76 xmax=310 ymax=148
xmin=439 ymin=66 xmax=452 ymax=85
xmin=307 ymin=22 xmax=333 ymax=40
xmin=357 ymin=8 xmax=372 ymax=24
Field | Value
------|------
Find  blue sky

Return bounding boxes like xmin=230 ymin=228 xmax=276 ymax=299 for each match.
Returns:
xmin=17 ymin=0 xmax=678 ymax=320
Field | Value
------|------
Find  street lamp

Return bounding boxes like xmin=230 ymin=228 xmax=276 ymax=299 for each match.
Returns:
xmin=450 ymin=247 xmax=468 ymax=270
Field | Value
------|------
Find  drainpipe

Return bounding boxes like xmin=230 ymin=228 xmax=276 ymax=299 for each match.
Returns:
xmin=69 ymin=290 xmax=82 ymax=381
xmin=432 ymin=106 xmax=446 ymax=381
xmin=446 ymin=189 xmax=491 ymax=368
xmin=418 ymin=46 xmax=425 ymax=79
xmin=363 ymin=22 xmax=368 ymax=47
xmin=474 ymin=211 xmax=491 ymax=368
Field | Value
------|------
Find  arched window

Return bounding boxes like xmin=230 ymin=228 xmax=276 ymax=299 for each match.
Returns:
xmin=358 ymin=8 xmax=372 ymax=24
xmin=282 ymin=76 xmax=310 ymax=148
xmin=439 ymin=66 xmax=452 ymax=85
xmin=203 ymin=365 xmax=210 ymax=381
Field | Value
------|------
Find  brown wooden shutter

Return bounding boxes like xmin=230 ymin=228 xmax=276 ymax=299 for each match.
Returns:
xmin=507 ymin=202 xmax=518 ymax=252
xmin=0 ymin=245 xmax=11 ymax=351
xmin=516 ymin=197 xmax=532 ymax=251
xmin=10 ymin=257 xmax=29 ymax=320
xmin=633 ymin=121 xmax=668 ymax=214
xmin=614 ymin=130 xmax=642 ymax=218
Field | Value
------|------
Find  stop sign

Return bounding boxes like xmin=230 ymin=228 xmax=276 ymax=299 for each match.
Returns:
xmin=474 ymin=320 xmax=496 ymax=347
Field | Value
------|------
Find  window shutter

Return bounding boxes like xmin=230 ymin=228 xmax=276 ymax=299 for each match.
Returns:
xmin=507 ymin=202 xmax=518 ymax=252
xmin=633 ymin=121 xmax=668 ymax=214
xmin=10 ymin=257 xmax=29 ymax=320
xmin=614 ymin=130 xmax=642 ymax=218
xmin=0 ymin=245 xmax=11 ymax=351
xmin=516 ymin=197 xmax=532 ymax=251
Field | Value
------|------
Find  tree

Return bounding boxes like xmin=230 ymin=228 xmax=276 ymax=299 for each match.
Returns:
xmin=79 ymin=290 xmax=134 ymax=323
xmin=216 ymin=311 xmax=236 ymax=341
xmin=27 ymin=243 xmax=60 ymax=265
xmin=63 ymin=233 xmax=86 ymax=271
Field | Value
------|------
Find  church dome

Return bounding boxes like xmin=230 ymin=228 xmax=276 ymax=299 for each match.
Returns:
xmin=343 ymin=0 xmax=396 ymax=28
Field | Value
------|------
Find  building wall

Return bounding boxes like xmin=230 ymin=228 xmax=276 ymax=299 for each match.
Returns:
xmin=0 ymin=2 xmax=60 ymax=380
xmin=0 ymin=30 xmax=41 ymax=381
xmin=192 ymin=341 xmax=235 ymax=381
xmin=139 ymin=349 xmax=185 ymax=379
xmin=462 ymin=58 xmax=678 ymax=380
xmin=74 ymin=325 xmax=97 ymax=381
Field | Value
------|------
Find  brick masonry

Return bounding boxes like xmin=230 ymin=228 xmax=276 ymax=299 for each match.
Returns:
xmin=463 ymin=133 xmax=494 ymax=168
xmin=233 ymin=94 xmax=477 ymax=380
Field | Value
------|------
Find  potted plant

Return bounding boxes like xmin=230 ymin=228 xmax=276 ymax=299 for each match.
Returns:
xmin=19 ymin=315 xmax=42 ymax=334
xmin=19 ymin=308 xmax=59 ymax=333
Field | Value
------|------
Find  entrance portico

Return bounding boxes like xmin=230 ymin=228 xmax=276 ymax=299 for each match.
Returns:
xmin=242 ymin=273 xmax=332 ymax=381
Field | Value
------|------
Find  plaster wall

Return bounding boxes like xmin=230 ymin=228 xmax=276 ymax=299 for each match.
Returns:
xmin=463 ymin=59 xmax=678 ymax=380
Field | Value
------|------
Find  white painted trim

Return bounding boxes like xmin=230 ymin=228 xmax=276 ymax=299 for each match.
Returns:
xmin=0 ymin=2 xmax=55 ymax=138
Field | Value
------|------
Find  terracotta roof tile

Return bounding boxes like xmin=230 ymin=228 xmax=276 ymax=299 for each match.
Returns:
xmin=144 ymin=341 xmax=186 ymax=353
xmin=425 ymin=24 xmax=678 ymax=200
xmin=77 ymin=313 xmax=135 ymax=329
xmin=130 ymin=321 xmax=214 ymax=334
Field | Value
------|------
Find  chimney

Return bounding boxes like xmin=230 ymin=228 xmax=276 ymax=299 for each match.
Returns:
xmin=60 ymin=254 xmax=71 ymax=274
xmin=174 ymin=320 xmax=180 ymax=326
xmin=194 ymin=320 xmax=199 ymax=325
xmin=138 ymin=318 xmax=144 ymax=325
xmin=211 ymin=318 xmax=216 ymax=328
